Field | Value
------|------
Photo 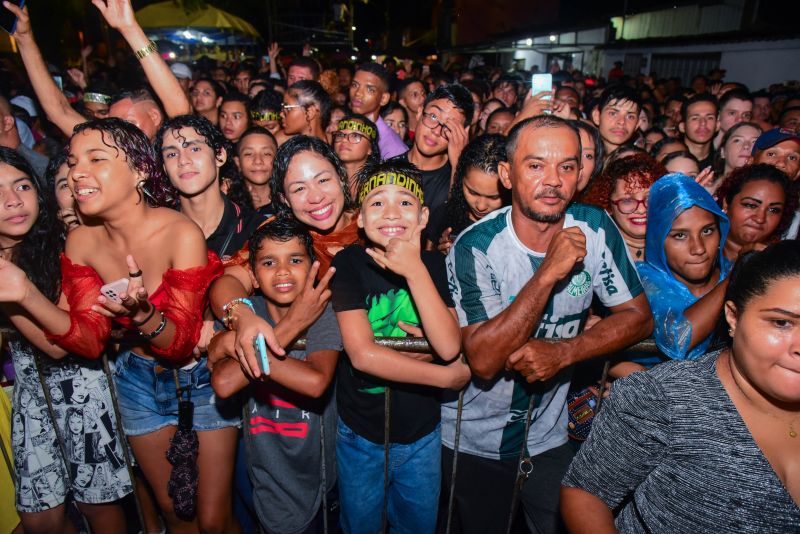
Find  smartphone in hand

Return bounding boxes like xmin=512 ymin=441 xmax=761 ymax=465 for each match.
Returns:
xmin=0 ymin=0 xmax=25 ymax=35
xmin=254 ymin=333 xmax=270 ymax=375
xmin=100 ymin=278 xmax=130 ymax=304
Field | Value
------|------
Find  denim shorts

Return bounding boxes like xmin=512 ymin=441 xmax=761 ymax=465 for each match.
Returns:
xmin=113 ymin=350 xmax=241 ymax=436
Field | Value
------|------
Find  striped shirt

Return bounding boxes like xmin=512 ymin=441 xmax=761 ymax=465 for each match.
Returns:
xmin=443 ymin=204 xmax=643 ymax=460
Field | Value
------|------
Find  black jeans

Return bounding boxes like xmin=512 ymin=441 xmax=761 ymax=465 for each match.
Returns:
xmin=441 ymin=443 xmax=575 ymax=534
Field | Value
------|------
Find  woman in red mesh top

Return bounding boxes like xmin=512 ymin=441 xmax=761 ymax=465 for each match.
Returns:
xmin=0 ymin=119 xmax=238 ymax=532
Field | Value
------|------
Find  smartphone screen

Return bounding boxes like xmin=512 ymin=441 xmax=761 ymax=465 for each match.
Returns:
xmin=531 ymin=73 xmax=553 ymax=99
xmin=0 ymin=0 xmax=25 ymax=35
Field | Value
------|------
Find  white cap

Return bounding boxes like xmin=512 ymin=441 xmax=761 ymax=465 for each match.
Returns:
xmin=10 ymin=95 xmax=37 ymax=117
xmin=170 ymin=62 xmax=192 ymax=80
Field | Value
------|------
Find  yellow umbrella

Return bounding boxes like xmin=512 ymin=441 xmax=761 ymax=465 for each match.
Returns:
xmin=135 ymin=1 xmax=260 ymax=39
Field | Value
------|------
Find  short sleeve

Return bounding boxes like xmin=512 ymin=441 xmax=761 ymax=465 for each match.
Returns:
xmin=305 ymin=304 xmax=343 ymax=355
xmin=422 ymin=251 xmax=454 ymax=308
xmin=446 ymin=238 xmax=502 ymax=326
xmin=331 ymin=245 xmax=367 ymax=312
xmin=562 ymin=370 xmax=671 ymax=509
xmin=589 ymin=211 xmax=644 ymax=308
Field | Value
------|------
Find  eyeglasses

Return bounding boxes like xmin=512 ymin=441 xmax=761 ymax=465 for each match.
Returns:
xmin=611 ymin=197 xmax=648 ymax=214
xmin=421 ymin=111 xmax=450 ymax=135
xmin=281 ymin=103 xmax=303 ymax=112
xmin=332 ymin=132 xmax=367 ymax=144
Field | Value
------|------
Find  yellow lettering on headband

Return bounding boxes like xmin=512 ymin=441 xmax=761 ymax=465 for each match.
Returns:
xmin=358 ymin=171 xmax=424 ymax=205
xmin=338 ymin=119 xmax=377 ymax=140
xmin=83 ymin=92 xmax=112 ymax=105
xmin=251 ymin=110 xmax=281 ymax=122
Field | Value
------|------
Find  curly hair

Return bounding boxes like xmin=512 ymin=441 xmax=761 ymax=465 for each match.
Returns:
xmin=73 ymin=118 xmax=175 ymax=208
xmin=269 ymin=135 xmax=352 ymax=215
xmin=444 ymin=134 xmax=510 ymax=236
xmin=0 ymin=147 xmax=65 ymax=302
xmin=580 ymin=153 xmax=666 ymax=213
xmin=715 ymin=163 xmax=797 ymax=236
xmin=248 ymin=217 xmax=315 ymax=272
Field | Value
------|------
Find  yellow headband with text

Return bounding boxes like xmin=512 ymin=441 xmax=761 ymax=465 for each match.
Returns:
xmin=338 ymin=119 xmax=377 ymax=140
xmin=84 ymin=92 xmax=111 ymax=105
xmin=358 ymin=171 xmax=424 ymax=205
xmin=251 ymin=110 xmax=281 ymax=122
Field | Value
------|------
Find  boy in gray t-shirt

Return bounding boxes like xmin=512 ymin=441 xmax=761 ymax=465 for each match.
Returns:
xmin=210 ymin=219 xmax=341 ymax=534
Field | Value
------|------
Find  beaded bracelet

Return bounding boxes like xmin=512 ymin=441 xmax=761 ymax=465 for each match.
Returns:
xmin=140 ymin=311 xmax=167 ymax=339
xmin=135 ymin=40 xmax=158 ymax=60
xmin=222 ymin=297 xmax=255 ymax=329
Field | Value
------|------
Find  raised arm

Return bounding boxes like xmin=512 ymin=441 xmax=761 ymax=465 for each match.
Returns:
xmin=92 ymin=0 xmax=191 ymax=117
xmin=7 ymin=4 xmax=84 ymax=136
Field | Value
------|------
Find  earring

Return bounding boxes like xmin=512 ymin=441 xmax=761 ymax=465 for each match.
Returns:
xmin=728 ymin=328 xmax=734 ymax=337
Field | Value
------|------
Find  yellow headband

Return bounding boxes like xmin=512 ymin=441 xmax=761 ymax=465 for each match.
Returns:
xmin=338 ymin=119 xmax=377 ymax=140
xmin=358 ymin=171 xmax=424 ymax=205
xmin=251 ymin=110 xmax=281 ymax=122
xmin=84 ymin=92 xmax=111 ymax=105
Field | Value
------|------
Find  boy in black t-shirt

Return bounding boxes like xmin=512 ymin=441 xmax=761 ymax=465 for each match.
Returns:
xmin=331 ymin=159 xmax=471 ymax=533
xmin=209 ymin=219 xmax=341 ymax=534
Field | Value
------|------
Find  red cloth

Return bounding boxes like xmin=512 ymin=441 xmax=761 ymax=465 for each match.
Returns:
xmin=46 ymin=252 xmax=223 ymax=361
xmin=308 ymin=213 xmax=361 ymax=276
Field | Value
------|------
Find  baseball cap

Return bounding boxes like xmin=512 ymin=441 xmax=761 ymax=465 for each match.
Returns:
xmin=752 ymin=128 xmax=800 ymax=155
xmin=170 ymin=62 xmax=192 ymax=80
xmin=10 ymin=95 xmax=37 ymax=117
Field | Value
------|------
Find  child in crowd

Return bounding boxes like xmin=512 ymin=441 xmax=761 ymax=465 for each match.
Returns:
xmin=210 ymin=218 xmax=341 ymax=534
xmin=331 ymin=159 xmax=471 ymax=532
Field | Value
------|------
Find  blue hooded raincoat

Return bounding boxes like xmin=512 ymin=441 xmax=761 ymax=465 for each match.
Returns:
xmin=637 ymin=173 xmax=731 ymax=360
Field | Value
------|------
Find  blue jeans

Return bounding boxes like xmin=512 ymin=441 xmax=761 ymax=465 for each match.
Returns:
xmin=336 ymin=418 xmax=441 ymax=534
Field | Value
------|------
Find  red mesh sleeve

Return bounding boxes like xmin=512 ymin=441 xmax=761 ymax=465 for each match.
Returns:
xmin=44 ymin=254 xmax=111 ymax=359
xmin=148 ymin=251 xmax=224 ymax=362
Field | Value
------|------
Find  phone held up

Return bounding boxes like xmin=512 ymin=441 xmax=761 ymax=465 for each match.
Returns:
xmin=531 ymin=73 xmax=553 ymax=113
xmin=0 ymin=0 xmax=25 ymax=35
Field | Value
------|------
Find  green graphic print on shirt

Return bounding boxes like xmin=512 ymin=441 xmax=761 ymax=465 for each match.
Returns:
xmin=358 ymin=289 xmax=420 ymax=394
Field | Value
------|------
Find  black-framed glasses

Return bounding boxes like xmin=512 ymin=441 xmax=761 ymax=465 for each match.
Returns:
xmin=332 ymin=131 xmax=367 ymax=144
xmin=421 ymin=111 xmax=450 ymax=135
xmin=611 ymin=197 xmax=648 ymax=214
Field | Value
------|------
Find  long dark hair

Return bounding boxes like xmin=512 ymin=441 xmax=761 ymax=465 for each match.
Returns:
xmin=0 ymin=147 xmax=64 ymax=302
xmin=444 ymin=134 xmax=509 ymax=236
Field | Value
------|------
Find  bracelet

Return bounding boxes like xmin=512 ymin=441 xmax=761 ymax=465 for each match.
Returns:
xmin=135 ymin=40 xmax=158 ymax=60
xmin=222 ymin=297 xmax=255 ymax=330
xmin=140 ymin=311 xmax=167 ymax=339
xmin=131 ymin=306 xmax=157 ymax=327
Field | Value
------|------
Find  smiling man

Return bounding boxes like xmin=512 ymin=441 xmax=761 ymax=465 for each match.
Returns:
xmin=444 ymin=115 xmax=652 ymax=534
xmin=591 ymin=86 xmax=642 ymax=156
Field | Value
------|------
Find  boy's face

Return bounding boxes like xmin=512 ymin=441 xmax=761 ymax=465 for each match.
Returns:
xmin=358 ymin=184 xmax=429 ymax=248
xmin=251 ymin=236 xmax=312 ymax=306
xmin=592 ymin=98 xmax=639 ymax=148
xmin=349 ymin=70 xmax=389 ymax=117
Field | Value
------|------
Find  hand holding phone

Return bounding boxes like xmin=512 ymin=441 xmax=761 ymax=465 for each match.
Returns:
xmin=100 ymin=278 xmax=130 ymax=304
xmin=0 ymin=0 xmax=25 ymax=35
xmin=531 ymin=73 xmax=553 ymax=102
xmin=254 ymin=333 xmax=270 ymax=376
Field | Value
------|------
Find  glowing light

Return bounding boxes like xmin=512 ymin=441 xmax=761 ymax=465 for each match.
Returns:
xmin=549 ymin=34 xmax=557 ymax=42
xmin=525 ymin=38 xmax=532 ymax=46
xmin=351 ymin=55 xmax=357 ymax=61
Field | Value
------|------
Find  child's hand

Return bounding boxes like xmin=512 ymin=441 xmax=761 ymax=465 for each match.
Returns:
xmin=366 ymin=226 xmax=426 ymax=278
xmin=207 ymin=330 xmax=236 ymax=371
xmin=396 ymin=321 xmax=434 ymax=362
xmin=285 ymin=261 xmax=335 ymax=330
xmin=440 ymin=356 xmax=472 ymax=390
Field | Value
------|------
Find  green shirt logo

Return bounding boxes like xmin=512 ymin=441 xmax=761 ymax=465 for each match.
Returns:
xmin=566 ymin=270 xmax=591 ymax=297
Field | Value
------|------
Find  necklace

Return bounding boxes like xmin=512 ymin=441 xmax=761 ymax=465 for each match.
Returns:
xmin=727 ymin=352 xmax=800 ymax=438
xmin=624 ymin=239 xmax=644 ymax=259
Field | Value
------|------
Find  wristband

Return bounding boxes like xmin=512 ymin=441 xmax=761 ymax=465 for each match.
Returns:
xmin=222 ymin=297 xmax=255 ymax=329
xmin=131 ymin=305 xmax=156 ymax=327
xmin=140 ymin=311 xmax=167 ymax=339
xmin=135 ymin=40 xmax=158 ymax=60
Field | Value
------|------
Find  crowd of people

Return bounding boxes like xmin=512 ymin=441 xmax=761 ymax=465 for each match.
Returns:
xmin=0 ymin=0 xmax=798 ymax=533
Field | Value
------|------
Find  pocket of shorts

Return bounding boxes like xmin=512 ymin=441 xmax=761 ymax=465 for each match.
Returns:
xmin=112 ymin=351 xmax=131 ymax=378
